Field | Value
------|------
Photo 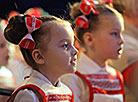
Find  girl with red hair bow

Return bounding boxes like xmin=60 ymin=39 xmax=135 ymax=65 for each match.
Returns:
xmin=5 ymin=14 xmax=78 ymax=102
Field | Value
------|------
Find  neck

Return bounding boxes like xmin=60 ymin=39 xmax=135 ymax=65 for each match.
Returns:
xmin=38 ymin=66 xmax=60 ymax=86
xmin=85 ymin=51 xmax=106 ymax=68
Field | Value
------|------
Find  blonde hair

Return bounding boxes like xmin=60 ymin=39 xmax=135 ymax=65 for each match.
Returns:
xmin=114 ymin=0 xmax=138 ymax=14
xmin=106 ymin=5 xmax=124 ymax=31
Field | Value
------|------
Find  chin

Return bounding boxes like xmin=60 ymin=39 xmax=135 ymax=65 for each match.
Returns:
xmin=110 ymin=55 xmax=119 ymax=60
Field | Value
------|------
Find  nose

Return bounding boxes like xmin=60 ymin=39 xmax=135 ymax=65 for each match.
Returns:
xmin=72 ymin=46 xmax=78 ymax=56
xmin=119 ymin=36 xmax=124 ymax=45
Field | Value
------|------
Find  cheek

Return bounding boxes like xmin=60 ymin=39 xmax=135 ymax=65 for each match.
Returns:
xmin=106 ymin=38 xmax=118 ymax=48
xmin=0 ymin=52 xmax=4 ymax=58
xmin=0 ymin=54 xmax=7 ymax=66
xmin=51 ymin=51 xmax=70 ymax=64
xmin=58 ymin=51 xmax=70 ymax=61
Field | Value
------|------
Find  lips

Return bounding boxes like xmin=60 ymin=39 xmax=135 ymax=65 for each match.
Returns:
xmin=117 ymin=48 xmax=123 ymax=54
xmin=70 ymin=58 xmax=77 ymax=66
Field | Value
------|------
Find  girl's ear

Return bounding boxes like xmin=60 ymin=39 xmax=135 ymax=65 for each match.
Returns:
xmin=83 ymin=32 xmax=93 ymax=47
xmin=32 ymin=49 xmax=45 ymax=64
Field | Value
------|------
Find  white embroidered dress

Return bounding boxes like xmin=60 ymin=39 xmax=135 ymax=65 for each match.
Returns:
xmin=9 ymin=70 xmax=74 ymax=102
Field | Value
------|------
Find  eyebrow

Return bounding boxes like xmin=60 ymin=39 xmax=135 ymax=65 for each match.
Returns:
xmin=112 ymin=27 xmax=121 ymax=31
xmin=59 ymin=38 xmax=75 ymax=45
xmin=59 ymin=39 xmax=71 ymax=43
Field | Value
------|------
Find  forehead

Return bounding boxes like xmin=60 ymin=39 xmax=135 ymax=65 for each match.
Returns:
xmin=51 ymin=24 xmax=74 ymax=43
xmin=98 ymin=15 xmax=123 ymax=31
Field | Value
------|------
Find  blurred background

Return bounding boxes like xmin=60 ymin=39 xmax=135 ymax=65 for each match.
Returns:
xmin=0 ymin=0 xmax=80 ymax=19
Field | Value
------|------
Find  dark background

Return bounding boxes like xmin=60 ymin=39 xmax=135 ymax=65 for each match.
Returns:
xmin=0 ymin=0 xmax=80 ymax=19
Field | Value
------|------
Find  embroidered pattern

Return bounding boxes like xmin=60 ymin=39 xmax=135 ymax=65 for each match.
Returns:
xmin=48 ymin=94 xmax=72 ymax=101
xmin=85 ymin=71 xmax=121 ymax=91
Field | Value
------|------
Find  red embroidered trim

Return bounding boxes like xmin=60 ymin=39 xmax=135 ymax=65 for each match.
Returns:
xmin=75 ymin=70 xmax=125 ymax=102
xmin=8 ymin=84 xmax=74 ymax=102
xmin=75 ymin=71 xmax=94 ymax=102
xmin=48 ymin=94 xmax=72 ymax=101
xmin=7 ymin=84 xmax=47 ymax=102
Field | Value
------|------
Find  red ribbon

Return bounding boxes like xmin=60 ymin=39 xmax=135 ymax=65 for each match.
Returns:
xmin=75 ymin=0 xmax=98 ymax=28
xmin=104 ymin=0 xmax=113 ymax=4
xmin=19 ymin=15 xmax=42 ymax=50
xmin=75 ymin=0 xmax=113 ymax=28
xmin=104 ymin=0 xmax=113 ymax=7
xmin=74 ymin=15 xmax=88 ymax=28
xmin=80 ymin=0 xmax=99 ymax=15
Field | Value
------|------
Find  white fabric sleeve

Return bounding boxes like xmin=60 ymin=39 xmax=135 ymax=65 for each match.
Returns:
xmin=60 ymin=73 xmax=89 ymax=102
xmin=14 ymin=89 xmax=39 ymax=102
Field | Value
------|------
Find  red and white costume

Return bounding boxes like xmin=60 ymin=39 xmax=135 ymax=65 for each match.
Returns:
xmin=61 ymin=52 xmax=125 ymax=102
xmin=8 ymin=70 xmax=74 ymax=102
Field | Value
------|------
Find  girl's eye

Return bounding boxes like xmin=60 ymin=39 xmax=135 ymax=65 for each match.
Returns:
xmin=111 ymin=32 xmax=118 ymax=36
xmin=63 ymin=43 xmax=69 ymax=50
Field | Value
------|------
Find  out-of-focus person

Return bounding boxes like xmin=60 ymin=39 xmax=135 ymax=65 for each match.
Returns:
xmin=0 ymin=11 xmax=32 ymax=86
xmin=0 ymin=28 xmax=16 ymax=102
xmin=7 ymin=44 xmax=32 ymax=86
xmin=108 ymin=0 xmax=138 ymax=101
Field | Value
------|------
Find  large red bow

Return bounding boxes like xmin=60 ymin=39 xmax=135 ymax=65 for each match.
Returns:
xmin=74 ymin=15 xmax=88 ymax=28
xmin=75 ymin=0 xmax=98 ymax=28
xmin=19 ymin=16 xmax=42 ymax=50
xmin=80 ymin=0 xmax=99 ymax=15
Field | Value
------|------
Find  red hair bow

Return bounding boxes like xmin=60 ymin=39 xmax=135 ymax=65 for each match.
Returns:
xmin=19 ymin=16 xmax=42 ymax=50
xmin=74 ymin=0 xmax=98 ymax=28
xmin=74 ymin=15 xmax=88 ymax=28
xmin=104 ymin=0 xmax=113 ymax=7
xmin=80 ymin=0 xmax=99 ymax=15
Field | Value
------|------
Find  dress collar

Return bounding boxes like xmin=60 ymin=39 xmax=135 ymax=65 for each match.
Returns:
xmin=77 ymin=52 xmax=106 ymax=74
xmin=30 ymin=70 xmax=61 ymax=87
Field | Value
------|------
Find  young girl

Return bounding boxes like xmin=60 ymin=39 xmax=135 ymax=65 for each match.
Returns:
xmin=61 ymin=0 xmax=125 ymax=102
xmin=4 ymin=14 xmax=78 ymax=102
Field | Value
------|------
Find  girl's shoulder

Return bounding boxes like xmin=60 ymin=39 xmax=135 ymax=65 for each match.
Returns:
xmin=12 ymin=88 xmax=39 ymax=102
xmin=9 ymin=80 xmax=74 ymax=102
